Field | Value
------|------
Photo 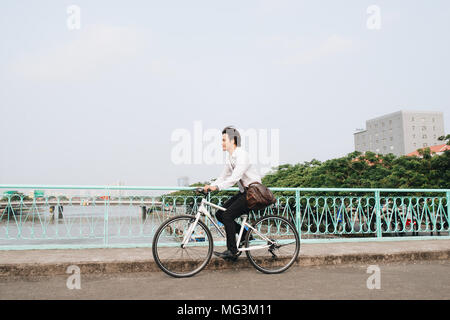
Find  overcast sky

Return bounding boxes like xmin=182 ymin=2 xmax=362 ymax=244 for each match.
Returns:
xmin=1 ymin=0 xmax=449 ymax=189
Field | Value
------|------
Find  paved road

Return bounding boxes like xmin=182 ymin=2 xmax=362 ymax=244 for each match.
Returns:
xmin=1 ymin=260 xmax=449 ymax=300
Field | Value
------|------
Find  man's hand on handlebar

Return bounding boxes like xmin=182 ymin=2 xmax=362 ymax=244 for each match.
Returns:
xmin=203 ymin=185 xmax=218 ymax=193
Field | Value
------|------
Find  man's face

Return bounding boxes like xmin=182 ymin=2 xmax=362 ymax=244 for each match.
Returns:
xmin=222 ymin=133 xmax=233 ymax=151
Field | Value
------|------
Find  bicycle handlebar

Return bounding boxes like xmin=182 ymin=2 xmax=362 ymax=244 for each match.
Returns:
xmin=193 ymin=188 xmax=226 ymax=211
xmin=194 ymin=187 xmax=208 ymax=196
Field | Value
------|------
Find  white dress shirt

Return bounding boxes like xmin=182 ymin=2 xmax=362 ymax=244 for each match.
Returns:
xmin=211 ymin=147 xmax=262 ymax=193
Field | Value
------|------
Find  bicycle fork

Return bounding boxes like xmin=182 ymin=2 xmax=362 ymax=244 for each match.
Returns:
xmin=181 ymin=214 xmax=201 ymax=248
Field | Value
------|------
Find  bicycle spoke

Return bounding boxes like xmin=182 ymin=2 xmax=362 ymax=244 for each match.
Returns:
xmin=277 ymin=241 xmax=297 ymax=247
xmin=245 ymin=215 xmax=300 ymax=274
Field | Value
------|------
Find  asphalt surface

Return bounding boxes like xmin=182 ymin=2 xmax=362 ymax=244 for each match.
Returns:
xmin=2 ymin=239 xmax=449 ymax=277
xmin=1 ymin=260 xmax=448 ymax=300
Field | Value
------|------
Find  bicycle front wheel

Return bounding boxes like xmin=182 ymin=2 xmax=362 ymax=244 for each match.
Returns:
xmin=245 ymin=215 xmax=300 ymax=274
xmin=152 ymin=215 xmax=213 ymax=278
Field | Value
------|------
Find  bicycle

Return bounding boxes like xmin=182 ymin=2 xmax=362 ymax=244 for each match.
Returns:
xmin=152 ymin=188 xmax=300 ymax=278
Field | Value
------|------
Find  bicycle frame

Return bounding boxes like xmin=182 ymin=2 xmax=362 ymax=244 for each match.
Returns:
xmin=180 ymin=198 xmax=275 ymax=251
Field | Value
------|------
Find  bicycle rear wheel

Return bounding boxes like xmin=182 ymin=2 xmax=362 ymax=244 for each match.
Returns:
xmin=152 ymin=215 xmax=213 ymax=278
xmin=245 ymin=215 xmax=300 ymax=274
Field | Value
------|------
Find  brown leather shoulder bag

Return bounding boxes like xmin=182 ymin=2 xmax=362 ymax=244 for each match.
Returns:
xmin=245 ymin=182 xmax=276 ymax=210
xmin=229 ymin=160 xmax=276 ymax=210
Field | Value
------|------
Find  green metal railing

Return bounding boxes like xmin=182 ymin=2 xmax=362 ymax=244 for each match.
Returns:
xmin=0 ymin=185 xmax=449 ymax=250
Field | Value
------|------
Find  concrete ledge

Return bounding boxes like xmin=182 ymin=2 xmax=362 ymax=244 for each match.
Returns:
xmin=1 ymin=239 xmax=449 ymax=278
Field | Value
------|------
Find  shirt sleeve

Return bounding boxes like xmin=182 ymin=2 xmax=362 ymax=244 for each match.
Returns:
xmin=210 ymin=164 xmax=231 ymax=190
xmin=213 ymin=151 xmax=250 ymax=191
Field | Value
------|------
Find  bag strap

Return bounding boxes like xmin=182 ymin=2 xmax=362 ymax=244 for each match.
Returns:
xmin=230 ymin=160 xmax=244 ymax=189
xmin=230 ymin=160 xmax=261 ymax=191
xmin=247 ymin=182 xmax=261 ymax=187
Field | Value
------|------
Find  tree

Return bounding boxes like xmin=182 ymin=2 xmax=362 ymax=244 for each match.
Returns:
xmin=261 ymin=150 xmax=450 ymax=190
xmin=163 ymin=144 xmax=450 ymax=200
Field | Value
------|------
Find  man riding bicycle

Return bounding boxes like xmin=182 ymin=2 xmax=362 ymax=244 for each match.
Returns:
xmin=203 ymin=126 xmax=261 ymax=261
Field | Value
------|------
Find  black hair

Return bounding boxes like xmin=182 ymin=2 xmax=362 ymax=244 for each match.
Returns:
xmin=222 ymin=126 xmax=241 ymax=147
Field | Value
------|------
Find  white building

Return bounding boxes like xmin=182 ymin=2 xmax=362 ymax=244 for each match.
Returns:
xmin=354 ymin=110 xmax=445 ymax=156
xmin=177 ymin=176 xmax=189 ymax=187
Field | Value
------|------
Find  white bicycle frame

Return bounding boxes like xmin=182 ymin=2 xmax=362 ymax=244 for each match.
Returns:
xmin=180 ymin=198 xmax=276 ymax=251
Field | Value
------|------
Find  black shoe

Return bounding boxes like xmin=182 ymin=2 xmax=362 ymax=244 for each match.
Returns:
xmin=213 ymin=250 xmax=239 ymax=261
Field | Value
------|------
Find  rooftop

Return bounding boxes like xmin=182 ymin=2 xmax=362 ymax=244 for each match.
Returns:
xmin=366 ymin=110 xmax=443 ymax=122
xmin=406 ymin=144 xmax=450 ymax=157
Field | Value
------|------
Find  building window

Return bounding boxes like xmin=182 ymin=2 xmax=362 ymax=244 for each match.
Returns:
xmin=413 ymin=143 xmax=417 ymax=147
xmin=422 ymin=126 xmax=427 ymax=131
xmin=433 ymin=134 xmax=436 ymax=139
xmin=389 ymin=120 xmax=392 ymax=125
xmin=433 ymin=126 xmax=435 ymax=131
xmin=390 ymin=146 xmax=394 ymax=150
xmin=411 ymin=117 xmax=414 ymax=121
xmin=389 ymin=137 xmax=393 ymax=141
xmin=412 ymin=126 xmax=415 ymax=130
xmin=413 ymin=134 xmax=415 ymax=139
xmin=382 ymin=122 xmax=385 ymax=127
xmin=383 ymin=146 xmax=387 ymax=150
xmin=423 ymin=134 xmax=427 ymax=139
xmin=432 ymin=117 xmax=435 ymax=122
xmin=423 ymin=143 xmax=428 ymax=147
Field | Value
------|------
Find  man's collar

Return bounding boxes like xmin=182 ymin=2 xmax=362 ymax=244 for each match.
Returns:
xmin=230 ymin=146 xmax=240 ymax=157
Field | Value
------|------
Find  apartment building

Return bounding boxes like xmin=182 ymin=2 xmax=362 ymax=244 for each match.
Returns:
xmin=354 ymin=110 xmax=445 ymax=156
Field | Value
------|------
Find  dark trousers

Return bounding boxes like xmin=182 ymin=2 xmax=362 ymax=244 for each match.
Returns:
xmin=215 ymin=191 xmax=250 ymax=254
